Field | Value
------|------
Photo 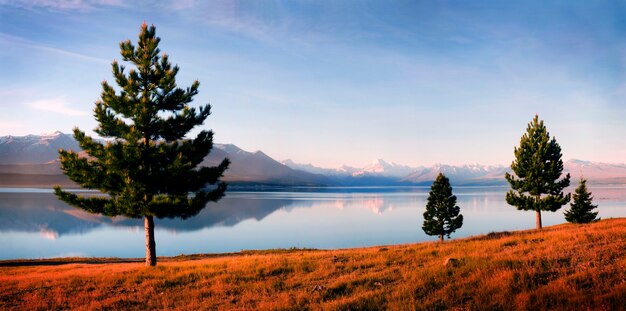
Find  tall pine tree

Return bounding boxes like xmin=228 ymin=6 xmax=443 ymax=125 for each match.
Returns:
xmin=54 ymin=23 xmax=229 ymax=266
xmin=422 ymin=173 xmax=463 ymax=242
xmin=564 ymin=177 xmax=599 ymax=223
xmin=505 ymin=115 xmax=570 ymax=229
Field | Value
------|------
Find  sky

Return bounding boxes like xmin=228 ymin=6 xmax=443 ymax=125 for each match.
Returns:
xmin=1 ymin=1 xmax=626 ymax=168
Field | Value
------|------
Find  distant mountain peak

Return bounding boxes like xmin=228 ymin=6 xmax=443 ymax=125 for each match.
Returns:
xmin=282 ymin=159 xmax=296 ymax=165
xmin=353 ymin=158 xmax=415 ymax=177
xmin=0 ymin=131 xmax=81 ymax=165
xmin=42 ymin=130 xmax=64 ymax=137
xmin=3 ymin=132 xmax=626 ymax=186
xmin=253 ymin=150 xmax=276 ymax=162
xmin=215 ymin=143 xmax=247 ymax=156
xmin=372 ymin=158 xmax=389 ymax=165
xmin=337 ymin=164 xmax=358 ymax=173
xmin=567 ymin=159 xmax=594 ymax=166
xmin=281 ymin=159 xmax=319 ymax=169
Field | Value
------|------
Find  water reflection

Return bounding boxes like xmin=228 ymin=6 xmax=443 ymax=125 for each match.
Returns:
xmin=0 ymin=186 xmax=624 ymax=259
xmin=0 ymin=193 xmax=105 ymax=238
xmin=0 ymin=192 xmax=294 ymax=238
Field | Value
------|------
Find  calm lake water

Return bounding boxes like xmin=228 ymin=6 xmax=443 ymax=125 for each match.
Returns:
xmin=1 ymin=186 xmax=625 ymax=260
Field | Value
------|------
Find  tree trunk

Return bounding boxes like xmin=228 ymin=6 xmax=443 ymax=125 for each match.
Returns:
xmin=439 ymin=234 xmax=444 ymax=242
xmin=535 ymin=210 xmax=542 ymax=230
xmin=145 ymin=215 xmax=156 ymax=266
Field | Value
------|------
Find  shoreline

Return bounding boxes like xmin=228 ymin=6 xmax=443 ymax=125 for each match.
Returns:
xmin=2 ymin=218 xmax=625 ymax=310
xmin=2 ymin=218 xmax=622 ymax=265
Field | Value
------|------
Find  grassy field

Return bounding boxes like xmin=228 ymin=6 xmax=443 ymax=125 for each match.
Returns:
xmin=1 ymin=219 xmax=625 ymax=310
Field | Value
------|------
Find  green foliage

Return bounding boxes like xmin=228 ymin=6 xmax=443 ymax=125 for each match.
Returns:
xmin=422 ymin=173 xmax=463 ymax=241
xmin=564 ymin=178 xmax=599 ymax=224
xmin=54 ymin=23 xmax=229 ymax=220
xmin=505 ymin=115 xmax=570 ymax=220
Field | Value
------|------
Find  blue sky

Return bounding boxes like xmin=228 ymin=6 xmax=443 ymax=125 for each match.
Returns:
xmin=1 ymin=1 xmax=625 ymax=167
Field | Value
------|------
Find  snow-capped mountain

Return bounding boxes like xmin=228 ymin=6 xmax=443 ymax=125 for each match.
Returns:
xmin=2 ymin=132 xmax=626 ymax=187
xmin=0 ymin=131 xmax=80 ymax=165
xmin=0 ymin=133 xmax=329 ymax=187
xmin=564 ymin=159 xmax=626 ymax=183
xmin=280 ymin=159 xmax=361 ymax=177
xmin=281 ymin=158 xmax=626 ymax=186
xmin=337 ymin=164 xmax=359 ymax=175
xmin=281 ymin=159 xmax=346 ymax=176
xmin=282 ymin=158 xmax=415 ymax=178
xmin=352 ymin=158 xmax=416 ymax=177
xmin=282 ymin=159 xmax=508 ymax=185
xmin=401 ymin=164 xmax=510 ymax=185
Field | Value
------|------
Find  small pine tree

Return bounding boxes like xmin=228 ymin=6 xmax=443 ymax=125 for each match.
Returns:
xmin=54 ymin=23 xmax=229 ymax=266
xmin=422 ymin=173 xmax=463 ymax=242
xmin=564 ymin=178 xmax=599 ymax=224
xmin=505 ymin=115 xmax=571 ymax=229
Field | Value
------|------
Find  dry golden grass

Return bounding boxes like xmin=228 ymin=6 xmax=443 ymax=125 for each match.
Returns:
xmin=1 ymin=219 xmax=625 ymax=310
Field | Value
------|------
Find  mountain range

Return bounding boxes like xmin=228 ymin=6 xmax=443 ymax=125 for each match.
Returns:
xmin=1 ymin=132 xmax=626 ymax=187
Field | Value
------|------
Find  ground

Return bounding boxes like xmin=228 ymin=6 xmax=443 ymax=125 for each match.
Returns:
xmin=1 ymin=219 xmax=625 ymax=310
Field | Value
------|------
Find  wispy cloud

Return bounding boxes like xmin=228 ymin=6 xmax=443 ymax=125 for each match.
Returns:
xmin=28 ymin=97 xmax=88 ymax=116
xmin=0 ymin=32 xmax=110 ymax=64
xmin=166 ymin=1 xmax=317 ymax=45
xmin=196 ymin=2 xmax=285 ymax=42
xmin=0 ymin=0 xmax=125 ymax=11
xmin=167 ymin=0 xmax=196 ymax=11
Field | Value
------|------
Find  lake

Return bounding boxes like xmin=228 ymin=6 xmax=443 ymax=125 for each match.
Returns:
xmin=1 ymin=186 xmax=625 ymax=260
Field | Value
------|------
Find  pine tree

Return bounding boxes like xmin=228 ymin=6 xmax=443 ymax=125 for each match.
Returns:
xmin=505 ymin=115 xmax=570 ymax=229
xmin=422 ymin=173 xmax=463 ymax=242
xmin=564 ymin=178 xmax=599 ymax=223
xmin=54 ymin=23 xmax=229 ymax=266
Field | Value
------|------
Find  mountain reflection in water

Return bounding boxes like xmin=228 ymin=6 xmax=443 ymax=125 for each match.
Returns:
xmin=1 ymin=187 xmax=624 ymax=259
xmin=0 ymin=192 xmax=294 ymax=238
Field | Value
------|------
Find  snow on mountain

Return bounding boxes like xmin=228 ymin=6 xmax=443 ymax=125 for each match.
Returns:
xmin=352 ymin=158 xmax=416 ymax=177
xmin=281 ymin=159 xmax=358 ymax=176
xmin=281 ymin=159 xmax=340 ymax=176
xmin=0 ymin=134 xmax=330 ymax=186
xmin=0 ymin=131 xmax=80 ymax=165
xmin=2 ymin=132 xmax=626 ymax=186
xmin=564 ymin=159 xmax=626 ymax=183
xmin=337 ymin=164 xmax=359 ymax=175
xmin=215 ymin=144 xmax=249 ymax=157
xmin=282 ymin=158 xmax=415 ymax=178
xmin=277 ymin=157 xmax=626 ymax=186
xmin=401 ymin=164 xmax=509 ymax=185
